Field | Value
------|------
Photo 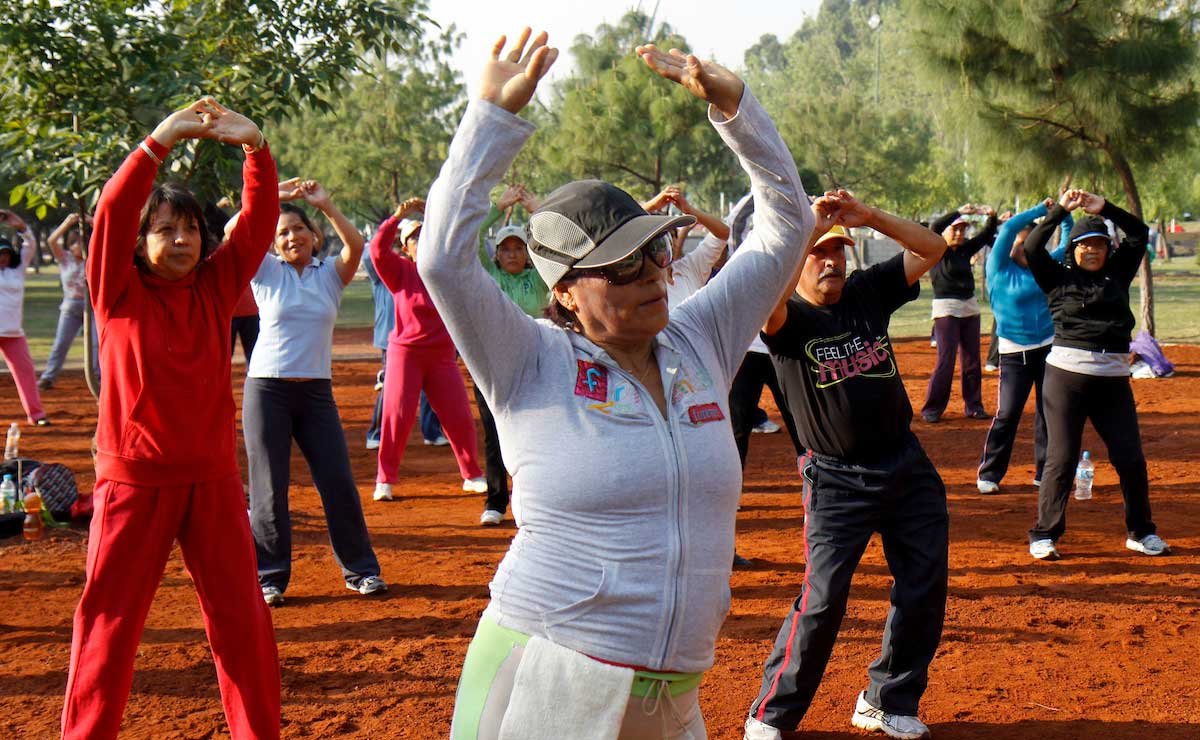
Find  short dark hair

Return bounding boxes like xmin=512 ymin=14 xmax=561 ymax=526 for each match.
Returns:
xmin=544 ymin=274 xmax=581 ymax=330
xmin=136 ymin=183 xmax=214 ymax=271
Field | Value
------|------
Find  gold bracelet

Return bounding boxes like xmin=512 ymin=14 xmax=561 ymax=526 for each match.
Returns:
xmin=242 ymin=132 xmax=266 ymax=154
xmin=139 ymin=141 xmax=163 ymax=166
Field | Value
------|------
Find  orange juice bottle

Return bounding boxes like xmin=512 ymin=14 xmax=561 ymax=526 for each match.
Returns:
xmin=23 ymin=490 xmax=44 ymax=542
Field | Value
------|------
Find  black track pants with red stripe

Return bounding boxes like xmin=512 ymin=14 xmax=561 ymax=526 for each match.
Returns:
xmin=747 ymin=437 xmax=949 ymax=730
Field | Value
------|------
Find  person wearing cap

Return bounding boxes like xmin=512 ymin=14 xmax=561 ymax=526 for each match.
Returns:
xmin=241 ymin=178 xmax=386 ymax=607
xmin=744 ymin=192 xmax=948 ymax=740
xmin=472 ymin=184 xmax=549 ymax=525
xmin=0 ymin=210 xmax=50 ymax=425
xmin=974 ymin=200 xmax=1071 ymax=495
xmin=920 ymin=204 xmax=998 ymax=423
xmin=419 ymin=30 xmax=814 ymax=737
xmin=368 ymin=201 xmax=486 ymax=504
xmin=1022 ymin=188 xmax=1169 ymax=561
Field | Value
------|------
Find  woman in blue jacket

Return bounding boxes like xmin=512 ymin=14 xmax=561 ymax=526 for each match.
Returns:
xmin=976 ymin=199 xmax=1069 ymax=493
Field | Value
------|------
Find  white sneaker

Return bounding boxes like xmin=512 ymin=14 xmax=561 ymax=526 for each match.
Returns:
xmin=479 ymin=509 xmax=503 ymax=526
xmin=462 ymin=477 xmax=488 ymax=493
xmin=743 ymin=716 xmax=783 ymax=740
xmin=851 ymin=691 xmax=930 ymax=739
xmin=261 ymin=585 xmax=285 ymax=607
xmin=374 ymin=370 xmax=384 ymax=391
xmin=976 ymin=479 xmax=999 ymax=494
xmin=347 ymin=575 xmax=388 ymax=595
xmin=372 ymin=482 xmax=393 ymax=501
xmin=424 ymin=435 xmax=449 ymax=446
xmin=1126 ymin=533 xmax=1169 ymax=556
xmin=1032 ymin=478 xmax=1041 ymax=487
xmin=985 ymin=363 xmax=998 ymax=372
xmin=365 ymin=438 xmax=380 ymax=450
xmin=1029 ymin=538 xmax=1060 ymax=560
xmin=752 ymin=420 xmax=782 ymax=434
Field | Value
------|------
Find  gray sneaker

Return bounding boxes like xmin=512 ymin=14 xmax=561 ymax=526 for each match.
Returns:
xmin=1126 ymin=533 xmax=1169 ymax=556
xmin=851 ymin=691 xmax=930 ymax=739
xmin=348 ymin=575 xmax=388 ymax=596
xmin=1029 ymin=538 xmax=1060 ymax=561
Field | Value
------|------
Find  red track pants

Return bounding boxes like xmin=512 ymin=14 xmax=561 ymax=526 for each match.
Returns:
xmin=377 ymin=344 xmax=482 ymax=484
xmin=61 ymin=474 xmax=280 ymax=740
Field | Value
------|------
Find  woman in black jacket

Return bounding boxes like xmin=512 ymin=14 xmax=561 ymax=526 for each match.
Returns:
xmin=1022 ymin=188 xmax=1168 ymax=561
xmin=921 ymin=204 xmax=997 ymax=422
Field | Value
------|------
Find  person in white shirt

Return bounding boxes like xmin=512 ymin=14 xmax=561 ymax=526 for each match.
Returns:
xmin=0 ymin=209 xmax=50 ymax=425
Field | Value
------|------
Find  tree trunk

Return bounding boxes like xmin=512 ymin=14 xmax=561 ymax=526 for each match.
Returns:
xmin=1108 ymin=148 xmax=1155 ymax=337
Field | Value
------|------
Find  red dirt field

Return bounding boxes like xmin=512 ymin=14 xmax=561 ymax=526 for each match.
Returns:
xmin=1 ymin=334 xmax=1197 ymax=739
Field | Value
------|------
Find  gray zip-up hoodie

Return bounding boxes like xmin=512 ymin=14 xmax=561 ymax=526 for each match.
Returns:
xmin=418 ymin=88 xmax=813 ymax=674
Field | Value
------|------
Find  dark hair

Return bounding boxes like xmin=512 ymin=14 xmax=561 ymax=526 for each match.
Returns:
xmin=544 ymin=274 xmax=581 ymax=331
xmin=136 ymin=183 xmax=214 ymax=270
xmin=0 ymin=238 xmax=18 ymax=270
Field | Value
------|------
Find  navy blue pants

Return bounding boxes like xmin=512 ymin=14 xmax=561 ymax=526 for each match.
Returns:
xmin=244 ymin=378 xmax=380 ymax=592
xmin=748 ymin=437 xmax=948 ymax=730
xmin=978 ymin=345 xmax=1049 ymax=485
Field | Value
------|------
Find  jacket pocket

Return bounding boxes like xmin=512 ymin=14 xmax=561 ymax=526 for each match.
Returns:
xmin=542 ymin=561 xmax=612 ymax=630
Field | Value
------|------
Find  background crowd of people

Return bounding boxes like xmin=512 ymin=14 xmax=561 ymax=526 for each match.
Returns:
xmin=0 ymin=24 xmax=1177 ymax=740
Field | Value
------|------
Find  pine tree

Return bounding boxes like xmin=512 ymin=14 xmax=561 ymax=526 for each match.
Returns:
xmin=906 ymin=0 xmax=1199 ymax=334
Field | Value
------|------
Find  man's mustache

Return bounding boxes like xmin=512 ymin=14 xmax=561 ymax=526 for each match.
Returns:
xmin=819 ymin=268 xmax=844 ymax=280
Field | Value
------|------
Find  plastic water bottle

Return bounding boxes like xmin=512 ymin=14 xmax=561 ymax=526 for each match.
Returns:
xmin=1074 ymin=451 xmax=1094 ymax=501
xmin=0 ymin=474 xmax=15 ymax=514
xmin=4 ymin=423 xmax=18 ymax=460
xmin=23 ymin=490 xmax=44 ymax=541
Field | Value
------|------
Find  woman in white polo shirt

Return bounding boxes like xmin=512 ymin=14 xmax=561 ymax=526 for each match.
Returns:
xmin=244 ymin=178 xmax=384 ymax=607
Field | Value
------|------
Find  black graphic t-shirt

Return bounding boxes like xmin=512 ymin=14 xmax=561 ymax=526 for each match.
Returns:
xmin=762 ymin=253 xmax=919 ymax=462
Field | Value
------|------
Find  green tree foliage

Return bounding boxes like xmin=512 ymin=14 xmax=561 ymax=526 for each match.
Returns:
xmin=906 ymin=0 xmax=1200 ymax=332
xmin=0 ymin=0 xmax=421 ymax=217
xmin=535 ymin=11 xmax=741 ymax=210
xmin=744 ymin=1 xmax=957 ymax=217
xmin=273 ymin=25 xmax=466 ymax=221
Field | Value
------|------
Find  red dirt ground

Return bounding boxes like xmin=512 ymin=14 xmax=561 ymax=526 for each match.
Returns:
xmin=1 ymin=334 xmax=1197 ymax=739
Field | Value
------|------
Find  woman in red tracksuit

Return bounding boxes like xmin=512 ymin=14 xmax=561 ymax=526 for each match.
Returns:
xmin=61 ymin=98 xmax=281 ymax=740
xmin=368 ymin=206 xmax=485 ymax=502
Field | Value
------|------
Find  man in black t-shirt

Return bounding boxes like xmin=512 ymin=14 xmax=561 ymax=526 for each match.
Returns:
xmin=745 ymin=192 xmax=949 ymax=740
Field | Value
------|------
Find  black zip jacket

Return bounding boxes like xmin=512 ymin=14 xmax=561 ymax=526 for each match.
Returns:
xmin=928 ymin=212 xmax=997 ymax=299
xmin=1023 ymin=202 xmax=1147 ymax=353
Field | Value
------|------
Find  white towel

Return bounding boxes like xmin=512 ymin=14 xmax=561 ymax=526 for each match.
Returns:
xmin=497 ymin=636 xmax=634 ymax=740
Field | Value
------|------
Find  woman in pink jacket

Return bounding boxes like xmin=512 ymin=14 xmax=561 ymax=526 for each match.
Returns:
xmin=369 ymin=199 xmax=484 ymax=502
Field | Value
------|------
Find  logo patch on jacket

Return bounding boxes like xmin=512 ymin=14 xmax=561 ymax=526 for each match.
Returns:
xmin=687 ymin=402 xmax=726 ymax=424
xmin=575 ymin=360 xmax=608 ymax=401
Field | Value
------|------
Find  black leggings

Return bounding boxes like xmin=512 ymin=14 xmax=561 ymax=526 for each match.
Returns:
xmin=1029 ymin=364 xmax=1155 ymax=543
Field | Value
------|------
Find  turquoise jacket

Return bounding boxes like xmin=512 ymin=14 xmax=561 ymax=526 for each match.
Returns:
xmin=986 ymin=204 xmax=1070 ymax=346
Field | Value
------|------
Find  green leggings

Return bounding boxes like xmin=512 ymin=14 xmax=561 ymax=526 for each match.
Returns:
xmin=451 ymin=616 xmax=705 ymax=740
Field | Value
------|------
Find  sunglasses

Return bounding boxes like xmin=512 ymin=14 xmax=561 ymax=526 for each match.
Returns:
xmin=567 ymin=234 xmax=673 ymax=286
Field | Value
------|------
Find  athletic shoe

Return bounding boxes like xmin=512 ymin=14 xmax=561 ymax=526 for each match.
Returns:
xmin=462 ymin=477 xmax=488 ymax=493
xmin=34 ymin=417 xmax=51 ymax=427
xmin=851 ymin=691 xmax=930 ymax=739
xmin=479 ymin=509 xmax=503 ymax=526
xmin=930 ymin=338 xmax=937 ymax=348
xmin=733 ymin=553 xmax=754 ymax=568
xmin=921 ymin=412 xmax=940 ymax=424
xmin=348 ymin=575 xmax=388 ymax=595
xmin=752 ymin=420 xmax=782 ymax=434
xmin=261 ymin=585 xmax=285 ymax=607
xmin=1033 ymin=478 xmax=1041 ymax=487
xmin=373 ymin=482 xmax=393 ymax=501
xmin=1126 ymin=533 xmax=1170 ymax=556
xmin=365 ymin=438 xmax=380 ymax=450
xmin=423 ymin=435 xmax=449 ymax=446
xmin=373 ymin=370 xmax=384 ymax=391
xmin=967 ymin=409 xmax=991 ymax=420
xmin=1029 ymin=539 xmax=1060 ymax=560
xmin=985 ymin=363 xmax=998 ymax=372
xmin=976 ymin=479 xmax=1000 ymax=494
xmin=743 ymin=717 xmax=784 ymax=740
xmin=36 ymin=378 xmax=53 ymax=391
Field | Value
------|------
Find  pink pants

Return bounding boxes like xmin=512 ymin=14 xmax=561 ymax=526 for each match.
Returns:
xmin=377 ymin=344 xmax=482 ymax=484
xmin=0 ymin=335 xmax=46 ymax=422
xmin=61 ymin=475 xmax=280 ymax=740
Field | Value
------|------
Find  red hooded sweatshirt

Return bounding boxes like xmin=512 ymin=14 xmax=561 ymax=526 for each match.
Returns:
xmin=88 ymin=137 xmax=279 ymax=486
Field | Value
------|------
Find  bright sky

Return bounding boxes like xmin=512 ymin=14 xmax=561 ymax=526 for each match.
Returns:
xmin=424 ymin=0 xmax=822 ymax=96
